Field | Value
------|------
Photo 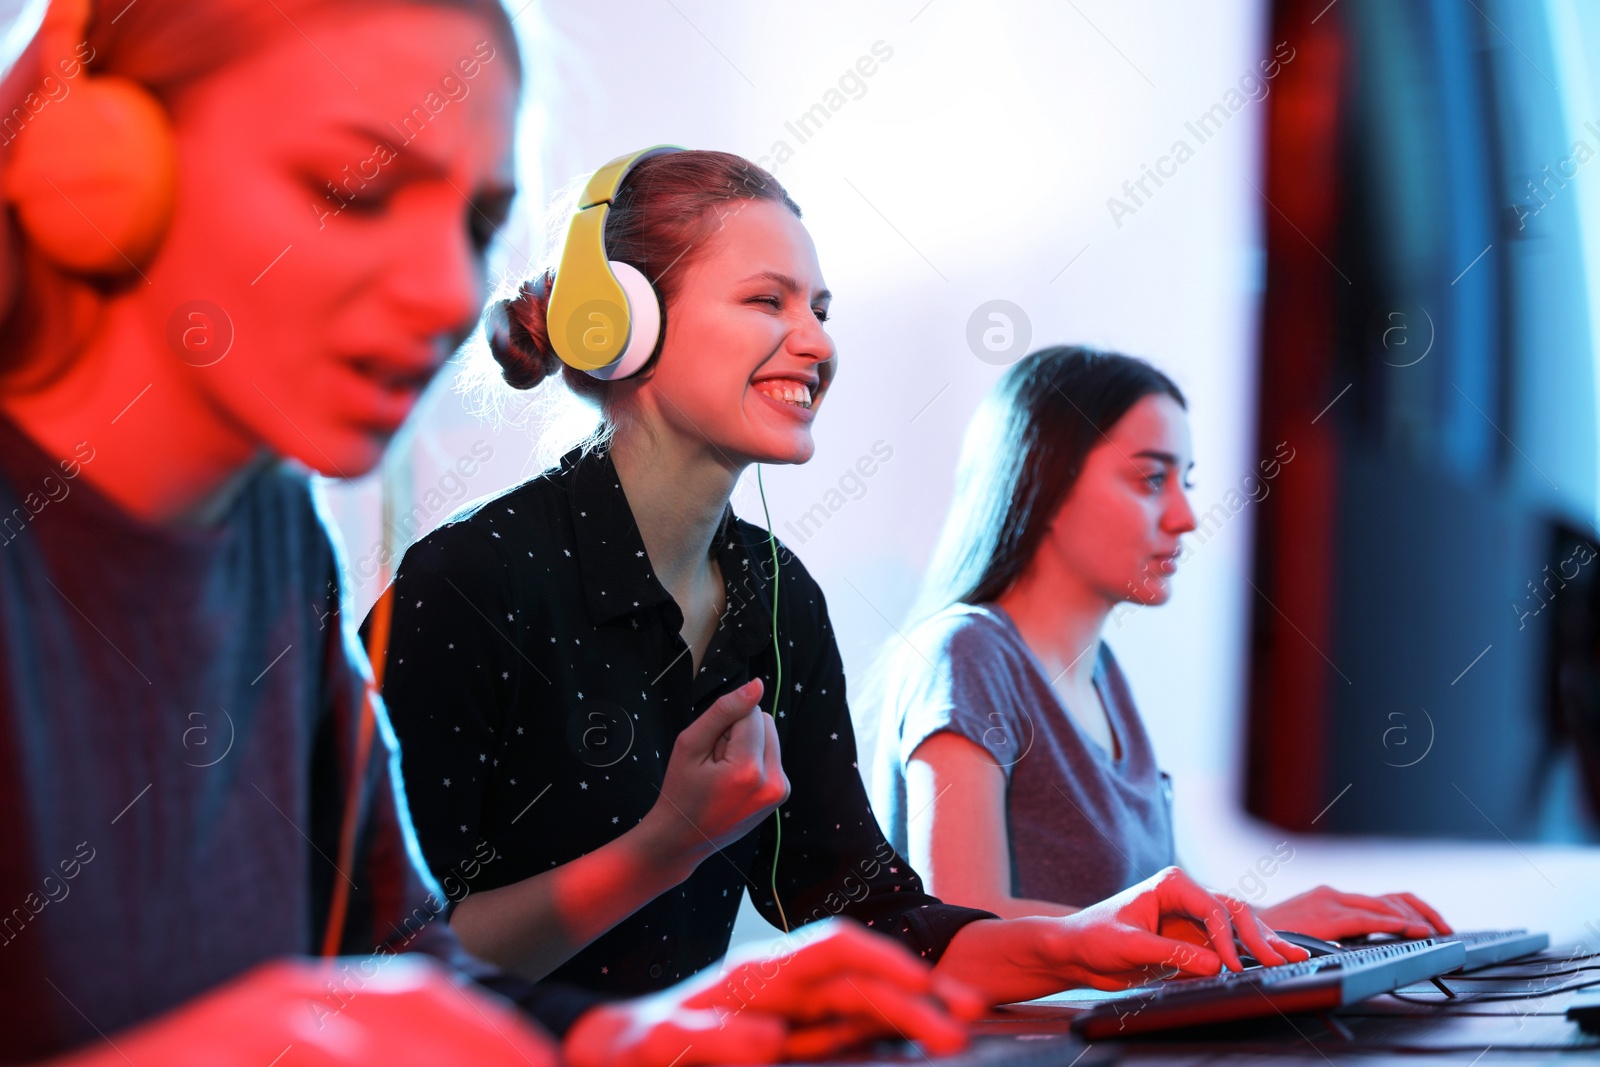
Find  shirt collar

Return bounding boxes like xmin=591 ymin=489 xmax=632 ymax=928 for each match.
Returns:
xmin=565 ymin=443 xmax=670 ymax=626
xmin=564 ymin=444 xmax=775 ymax=646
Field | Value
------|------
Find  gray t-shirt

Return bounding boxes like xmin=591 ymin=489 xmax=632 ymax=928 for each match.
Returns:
xmin=870 ymin=603 xmax=1175 ymax=908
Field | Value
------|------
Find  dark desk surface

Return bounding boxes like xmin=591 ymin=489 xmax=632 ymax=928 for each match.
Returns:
xmin=972 ymin=946 xmax=1600 ymax=1065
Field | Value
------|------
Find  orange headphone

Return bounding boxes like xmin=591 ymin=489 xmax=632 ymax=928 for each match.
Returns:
xmin=2 ymin=0 xmax=178 ymax=274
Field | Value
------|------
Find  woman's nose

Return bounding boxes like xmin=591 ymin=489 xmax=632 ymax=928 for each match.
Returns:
xmin=790 ymin=310 xmax=835 ymax=365
xmin=392 ymin=198 xmax=483 ymax=342
xmin=1168 ymin=486 xmax=1198 ymax=534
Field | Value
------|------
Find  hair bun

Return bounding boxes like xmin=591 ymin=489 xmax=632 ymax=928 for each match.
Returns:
xmin=486 ymin=270 xmax=559 ymax=390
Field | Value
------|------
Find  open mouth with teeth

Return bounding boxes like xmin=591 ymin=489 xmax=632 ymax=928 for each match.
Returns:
xmin=753 ymin=379 xmax=814 ymax=409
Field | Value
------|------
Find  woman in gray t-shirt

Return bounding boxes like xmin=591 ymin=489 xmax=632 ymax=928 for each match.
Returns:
xmin=871 ymin=346 xmax=1451 ymax=939
xmin=874 ymin=601 xmax=1175 ymax=908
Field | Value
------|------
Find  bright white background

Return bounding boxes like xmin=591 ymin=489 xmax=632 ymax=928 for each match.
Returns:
xmin=318 ymin=0 xmax=1600 ymax=953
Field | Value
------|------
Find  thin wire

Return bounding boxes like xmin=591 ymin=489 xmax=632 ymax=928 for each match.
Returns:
xmin=1451 ymin=964 xmax=1600 ymax=981
xmin=756 ymin=464 xmax=789 ymax=933
xmin=1387 ymin=974 xmax=1600 ymax=1005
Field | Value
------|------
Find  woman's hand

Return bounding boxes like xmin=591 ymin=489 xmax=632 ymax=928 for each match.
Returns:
xmin=50 ymin=957 xmax=558 ymax=1066
xmin=639 ymin=678 xmax=790 ymax=869
xmin=935 ymin=867 xmax=1312 ymax=1004
xmin=1258 ymin=886 xmax=1452 ymax=941
xmin=1050 ymin=868 xmax=1312 ymax=988
xmin=564 ymin=918 xmax=985 ymax=1067
xmin=447 ymin=679 xmax=789 ymax=982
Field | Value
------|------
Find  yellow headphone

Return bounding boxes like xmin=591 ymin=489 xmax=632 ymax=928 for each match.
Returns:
xmin=545 ymin=144 xmax=682 ymax=379
xmin=3 ymin=0 xmax=178 ymax=275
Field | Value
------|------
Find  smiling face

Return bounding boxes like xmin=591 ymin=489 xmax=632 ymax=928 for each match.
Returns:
xmin=1042 ymin=393 xmax=1198 ymax=607
xmin=137 ymin=6 xmax=517 ymax=477
xmin=620 ymin=198 xmax=836 ymax=467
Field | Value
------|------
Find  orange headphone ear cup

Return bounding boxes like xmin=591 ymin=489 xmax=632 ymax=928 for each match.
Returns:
xmin=4 ymin=74 xmax=178 ymax=274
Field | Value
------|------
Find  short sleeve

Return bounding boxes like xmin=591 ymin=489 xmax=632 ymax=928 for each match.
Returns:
xmin=892 ymin=612 xmax=1031 ymax=782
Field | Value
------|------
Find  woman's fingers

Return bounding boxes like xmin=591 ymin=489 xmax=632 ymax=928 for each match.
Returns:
xmin=670 ymin=1010 xmax=787 ymax=1067
xmin=680 ymin=679 xmax=763 ymax=757
xmin=723 ymin=704 xmax=766 ymax=768
xmin=1157 ymin=872 xmax=1246 ymax=971
xmin=1326 ymin=892 xmax=1434 ymax=938
xmin=1371 ymin=894 xmax=1434 ymax=934
xmin=1221 ymin=896 xmax=1304 ymax=965
xmin=759 ymin=710 xmax=789 ymax=805
xmin=733 ymin=920 xmax=935 ymax=992
xmin=1267 ymin=886 xmax=1446 ymax=942
xmin=1329 ymin=910 xmax=1418 ymax=940
xmin=1335 ymin=890 xmax=1410 ymax=917
xmin=1198 ymin=896 xmax=1247 ymax=972
xmin=1392 ymin=892 xmax=1452 ymax=934
xmin=781 ymin=1018 xmax=885 ymax=1061
xmin=571 ymin=1004 xmax=789 ymax=1067
xmin=1157 ymin=913 xmax=1209 ymax=947
xmin=1109 ymin=927 xmax=1224 ymax=980
xmin=1333 ymin=890 xmax=1435 ymax=932
xmin=1082 ymin=970 xmax=1144 ymax=992
xmin=929 ymin=971 xmax=989 ymax=1020
xmin=710 ymin=921 xmax=983 ymax=1055
xmin=785 ymin=973 xmax=971 ymax=1055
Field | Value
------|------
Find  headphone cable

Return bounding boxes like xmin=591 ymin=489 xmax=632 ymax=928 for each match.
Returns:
xmin=756 ymin=464 xmax=790 ymax=934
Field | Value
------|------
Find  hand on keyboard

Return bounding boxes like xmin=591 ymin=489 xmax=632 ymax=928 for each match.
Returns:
xmin=1007 ymin=868 xmax=1311 ymax=995
xmin=1258 ymin=886 xmax=1452 ymax=941
xmin=566 ymin=917 xmax=986 ymax=1067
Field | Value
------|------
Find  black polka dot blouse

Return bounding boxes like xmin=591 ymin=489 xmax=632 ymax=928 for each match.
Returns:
xmin=369 ymin=443 xmax=995 ymax=1000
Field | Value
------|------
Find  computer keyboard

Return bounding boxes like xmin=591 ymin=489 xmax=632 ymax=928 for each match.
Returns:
xmin=1338 ymin=928 xmax=1549 ymax=972
xmin=1070 ymin=937 xmax=1467 ymax=1039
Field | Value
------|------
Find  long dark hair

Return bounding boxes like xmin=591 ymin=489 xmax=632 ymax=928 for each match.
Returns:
xmin=907 ymin=345 xmax=1186 ymax=623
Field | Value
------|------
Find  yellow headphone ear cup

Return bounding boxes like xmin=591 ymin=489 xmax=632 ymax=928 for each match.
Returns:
xmin=4 ymin=74 xmax=178 ymax=274
xmin=546 ymin=145 xmax=683 ymax=377
xmin=583 ymin=261 xmax=662 ymax=380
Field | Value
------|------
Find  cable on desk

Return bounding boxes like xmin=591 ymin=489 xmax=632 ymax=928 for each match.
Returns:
xmin=1504 ymin=949 xmax=1600 ymax=964
xmin=1451 ymin=965 xmax=1600 ymax=981
xmin=1386 ymin=975 xmax=1600 ymax=1006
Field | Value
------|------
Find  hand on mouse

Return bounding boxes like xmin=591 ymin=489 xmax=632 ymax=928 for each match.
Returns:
xmin=564 ymin=918 xmax=985 ymax=1067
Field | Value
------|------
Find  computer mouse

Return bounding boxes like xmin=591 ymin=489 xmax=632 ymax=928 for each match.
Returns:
xmin=1272 ymin=930 xmax=1345 ymax=957
xmin=1232 ymin=929 xmax=1345 ymax=966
